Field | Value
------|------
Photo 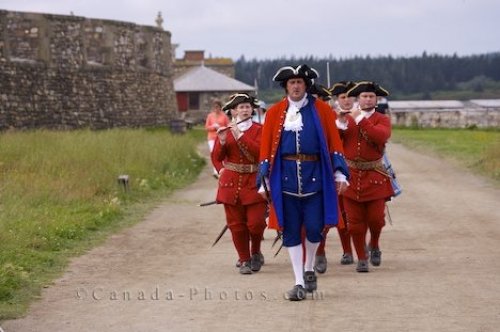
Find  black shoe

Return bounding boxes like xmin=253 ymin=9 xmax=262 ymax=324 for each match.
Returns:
xmin=286 ymin=285 xmax=306 ymax=301
xmin=250 ymin=253 xmax=264 ymax=272
xmin=356 ymin=259 xmax=369 ymax=273
xmin=370 ymin=248 xmax=382 ymax=266
xmin=340 ymin=253 xmax=354 ymax=265
xmin=258 ymin=252 xmax=265 ymax=265
xmin=303 ymin=271 xmax=317 ymax=293
xmin=235 ymin=260 xmax=242 ymax=268
xmin=314 ymin=255 xmax=327 ymax=274
xmin=239 ymin=261 xmax=252 ymax=275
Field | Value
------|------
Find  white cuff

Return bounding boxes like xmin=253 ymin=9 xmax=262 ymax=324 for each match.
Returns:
xmin=334 ymin=170 xmax=349 ymax=185
xmin=335 ymin=119 xmax=348 ymax=130
xmin=257 ymin=178 xmax=270 ymax=194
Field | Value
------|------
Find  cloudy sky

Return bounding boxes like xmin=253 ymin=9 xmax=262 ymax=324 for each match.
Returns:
xmin=1 ymin=0 xmax=499 ymax=60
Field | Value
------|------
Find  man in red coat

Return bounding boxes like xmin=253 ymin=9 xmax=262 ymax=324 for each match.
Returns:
xmin=328 ymin=80 xmax=358 ymax=267
xmin=258 ymin=64 xmax=349 ymax=300
xmin=212 ymin=93 xmax=267 ymax=275
xmin=336 ymin=81 xmax=395 ymax=272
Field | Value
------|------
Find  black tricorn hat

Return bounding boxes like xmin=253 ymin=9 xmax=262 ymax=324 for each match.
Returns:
xmin=272 ymin=64 xmax=319 ymax=88
xmin=309 ymin=83 xmax=332 ymax=101
xmin=329 ymin=81 xmax=357 ymax=96
xmin=347 ymin=81 xmax=389 ymax=97
xmin=222 ymin=93 xmax=259 ymax=114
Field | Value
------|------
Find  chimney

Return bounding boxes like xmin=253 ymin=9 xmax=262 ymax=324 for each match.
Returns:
xmin=184 ymin=50 xmax=205 ymax=61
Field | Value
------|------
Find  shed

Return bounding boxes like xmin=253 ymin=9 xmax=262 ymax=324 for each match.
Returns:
xmin=174 ymin=65 xmax=255 ymax=123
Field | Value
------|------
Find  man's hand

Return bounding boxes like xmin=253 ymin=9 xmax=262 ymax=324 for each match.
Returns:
xmin=230 ymin=124 xmax=241 ymax=139
xmin=216 ymin=126 xmax=230 ymax=144
xmin=337 ymin=110 xmax=350 ymax=124
xmin=350 ymin=108 xmax=361 ymax=120
xmin=336 ymin=181 xmax=348 ymax=194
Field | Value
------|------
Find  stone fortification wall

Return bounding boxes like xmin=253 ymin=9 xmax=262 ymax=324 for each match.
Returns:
xmin=390 ymin=107 xmax=500 ymax=128
xmin=0 ymin=10 xmax=177 ymax=130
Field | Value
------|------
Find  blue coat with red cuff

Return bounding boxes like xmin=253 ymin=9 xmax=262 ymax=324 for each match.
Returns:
xmin=258 ymin=95 xmax=349 ymax=229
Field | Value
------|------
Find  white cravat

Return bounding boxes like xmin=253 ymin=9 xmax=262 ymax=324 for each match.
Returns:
xmin=236 ymin=116 xmax=252 ymax=132
xmin=284 ymin=95 xmax=308 ymax=132
xmin=355 ymin=108 xmax=375 ymax=124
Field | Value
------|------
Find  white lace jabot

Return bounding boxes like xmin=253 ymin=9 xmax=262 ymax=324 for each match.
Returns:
xmin=284 ymin=95 xmax=308 ymax=132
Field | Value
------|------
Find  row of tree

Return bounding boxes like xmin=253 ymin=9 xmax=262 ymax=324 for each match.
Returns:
xmin=234 ymin=52 xmax=500 ymax=99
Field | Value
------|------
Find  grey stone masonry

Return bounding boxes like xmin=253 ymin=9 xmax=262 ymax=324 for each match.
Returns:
xmin=0 ymin=10 xmax=177 ymax=130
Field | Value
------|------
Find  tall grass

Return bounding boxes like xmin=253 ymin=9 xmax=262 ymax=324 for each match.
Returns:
xmin=392 ymin=127 xmax=500 ymax=182
xmin=0 ymin=128 xmax=206 ymax=319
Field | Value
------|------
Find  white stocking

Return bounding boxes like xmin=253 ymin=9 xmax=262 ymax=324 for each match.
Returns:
xmin=287 ymin=244 xmax=304 ymax=287
xmin=304 ymin=239 xmax=320 ymax=272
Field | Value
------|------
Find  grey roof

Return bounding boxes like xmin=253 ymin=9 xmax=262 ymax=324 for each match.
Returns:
xmin=174 ymin=65 xmax=255 ymax=92
xmin=390 ymin=100 xmax=464 ymax=109
xmin=469 ymin=99 xmax=500 ymax=107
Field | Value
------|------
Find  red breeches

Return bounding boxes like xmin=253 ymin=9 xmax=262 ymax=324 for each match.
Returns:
xmin=343 ymin=197 xmax=386 ymax=260
xmin=224 ymin=202 xmax=267 ymax=262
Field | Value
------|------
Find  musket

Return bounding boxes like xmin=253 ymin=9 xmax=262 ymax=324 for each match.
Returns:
xmin=212 ymin=224 xmax=228 ymax=247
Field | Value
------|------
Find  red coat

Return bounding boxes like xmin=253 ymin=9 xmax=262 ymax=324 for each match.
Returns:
xmin=340 ymin=111 xmax=394 ymax=202
xmin=212 ymin=123 xmax=266 ymax=206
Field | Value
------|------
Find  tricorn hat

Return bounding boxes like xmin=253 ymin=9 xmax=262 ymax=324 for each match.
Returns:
xmin=222 ymin=93 xmax=259 ymax=114
xmin=329 ymin=81 xmax=357 ymax=96
xmin=347 ymin=81 xmax=389 ymax=97
xmin=309 ymin=83 xmax=332 ymax=101
xmin=272 ymin=64 xmax=319 ymax=88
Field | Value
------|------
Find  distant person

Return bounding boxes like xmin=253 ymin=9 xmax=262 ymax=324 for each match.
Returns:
xmin=252 ymin=100 xmax=267 ymax=124
xmin=331 ymin=81 xmax=357 ymax=115
xmin=308 ymin=83 xmax=332 ymax=102
xmin=211 ymin=93 xmax=267 ymax=274
xmin=326 ymin=80 xmax=358 ymax=267
xmin=375 ymin=96 xmax=403 ymax=198
xmin=205 ymin=99 xmax=230 ymax=177
xmin=336 ymin=81 xmax=394 ymax=273
xmin=258 ymin=64 xmax=349 ymax=300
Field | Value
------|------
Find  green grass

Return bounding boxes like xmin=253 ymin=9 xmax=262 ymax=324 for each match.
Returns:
xmin=392 ymin=127 xmax=500 ymax=182
xmin=0 ymin=127 xmax=206 ymax=319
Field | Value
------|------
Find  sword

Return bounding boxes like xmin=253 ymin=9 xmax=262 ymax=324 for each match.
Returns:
xmin=274 ymin=242 xmax=283 ymax=257
xmin=261 ymin=175 xmax=271 ymax=203
xmin=385 ymin=204 xmax=393 ymax=226
xmin=212 ymin=224 xmax=228 ymax=247
xmin=271 ymin=231 xmax=282 ymax=248
xmin=199 ymin=200 xmax=218 ymax=207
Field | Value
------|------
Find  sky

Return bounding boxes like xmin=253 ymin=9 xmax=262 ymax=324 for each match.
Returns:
xmin=1 ymin=0 xmax=499 ymax=60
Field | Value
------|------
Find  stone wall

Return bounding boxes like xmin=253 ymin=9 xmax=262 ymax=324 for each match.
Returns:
xmin=0 ymin=10 xmax=177 ymax=130
xmin=390 ymin=108 xmax=500 ymax=128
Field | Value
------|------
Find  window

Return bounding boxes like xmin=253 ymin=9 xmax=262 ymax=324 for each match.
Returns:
xmin=188 ymin=92 xmax=200 ymax=110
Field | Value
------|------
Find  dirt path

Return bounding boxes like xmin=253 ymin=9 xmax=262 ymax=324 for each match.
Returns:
xmin=2 ymin=143 xmax=500 ymax=332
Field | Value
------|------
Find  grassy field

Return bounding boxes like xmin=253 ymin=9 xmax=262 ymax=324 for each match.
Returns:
xmin=0 ymin=127 xmax=206 ymax=319
xmin=391 ymin=127 xmax=500 ymax=182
